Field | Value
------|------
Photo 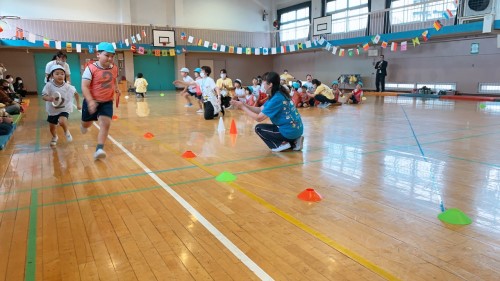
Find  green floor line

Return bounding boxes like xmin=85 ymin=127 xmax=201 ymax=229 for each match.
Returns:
xmin=25 ymin=190 xmax=38 ymax=281
xmin=0 ymin=206 xmax=30 ymax=214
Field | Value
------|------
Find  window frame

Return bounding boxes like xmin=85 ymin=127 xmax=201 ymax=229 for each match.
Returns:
xmin=324 ymin=0 xmax=369 ymax=34
xmin=277 ymin=1 xmax=312 ymax=42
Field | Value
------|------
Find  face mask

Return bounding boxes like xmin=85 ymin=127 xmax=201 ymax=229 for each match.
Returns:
xmin=220 ymin=74 xmax=226 ymax=79
xmin=18 ymin=81 xmax=22 ymax=84
xmin=200 ymin=72 xmax=206 ymax=78
xmin=297 ymin=88 xmax=303 ymax=93
xmin=7 ymin=78 xmax=13 ymax=83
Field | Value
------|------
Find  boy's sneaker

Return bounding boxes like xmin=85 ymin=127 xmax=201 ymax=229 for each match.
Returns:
xmin=50 ymin=136 xmax=58 ymax=147
xmin=293 ymin=136 xmax=304 ymax=151
xmin=94 ymin=149 xmax=107 ymax=160
xmin=184 ymin=103 xmax=193 ymax=107
xmin=271 ymin=142 xmax=291 ymax=152
xmin=65 ymin=131 xmax=73 ymax=142
xmin=196 ymin=109 xmax=204 ymax=113
xmin=80 ymin=124 xmax=88 ymax=134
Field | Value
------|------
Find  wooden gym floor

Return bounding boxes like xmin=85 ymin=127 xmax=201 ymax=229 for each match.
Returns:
xmin=0 ymin=92 xmax=499 ymax=280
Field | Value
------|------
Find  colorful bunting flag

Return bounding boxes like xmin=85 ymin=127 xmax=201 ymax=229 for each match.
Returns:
xmin=339 ymin=49 xmax=345 ymax=57
xmin=271 ymin=47 xmax=277 ymax=54
xmin=246 ymin=47 xmax=251 ymax=55
xmin=401 ymin=41 xmax=407 ymax=51
xmin=43 ymin=37 xmax=50 ymax=48
xmin=372 ymin=34 xmax=381 ymax=44
xmin=170 ymin=49 xmax=176 ymax=56
xmin=136 ymin=33 xmax=141 ymax=41
xmin=161 ymin=50 xmax=168 ymax=56
xmin=131 ymin=35 xmax=136 ymax=44
xmin=305 ymin=41 xmax=312 ymax=48
xmin=125 ymin=38 xmax=129 ymax=46
xmin=318 ymin=37 xmax=326 ymax=45
xmin=212 ymin=43 xmax=218 ymax=51
xmin=142 ymin=30 xmax=147 ymax=37
xmin=255 ymin=48 xmax=261 ymax=55
xmin=412 ymin=37 xmax=420 ymax=47
xmin=289 ymin=44 xmax=295 ymax=52
xmin=88 ymin=44 xmax=93 ymax=53
xmin=363 ymin=43 xmax=370 ymax=51
xmin=15 ymin=27 xmax=23 ymax=39
xmin=280 ymin=46 xmax=286 ymax=53
xmin=229 ymin=46 xmax=234 ymax=53
xmin=188 ymin=36 xmax=194 ymax=43
xmin=348 ymin=49 xmax=354 ymax=56
xmin=138 ymin=46 xmax=145 ymax=54
xmin=197 ymin=39 xmax=203 ymax=46
xmin=203 ymin=41 xmax=210 ymax=48
xmin=325 ymin=42 xmax=332 ymax=51
xmin=381 ymin=41 xmax=388 ymax=48
xmin=263 ymin=48 xmax=269 ymax=55
xmin=433 ymin=20 xmax=442 ymax=31
xmin=76 ymin=44 xmax=81 ymax=53
xmin=28 ymin=33 xmax=36 ymax=43
xmin=131 ymin=45 xmax=136 ymax=53
xmin=443 ymin=9 xmax=453 ymax=19
xmin=220 ymin=45 xmax=226 ymax=52
xmin=297 ymin=42 xmax=303 ymax=50
xmin=181 ymin=32 xmax=186 ymax=40
xmin=391 ymin=42 xmax=398 ymax=52
xmin=66 ymin=42 xmax=73 ymax=52
xmin=236 ymin=47 xmax=242 ymax=54
xmin=354 ymin=48 xmax=360 ymax=55
xmin=154 ymin=49 xmax=161 ymax=56
xmin=332 ymin=46 xmax=338 ymax=55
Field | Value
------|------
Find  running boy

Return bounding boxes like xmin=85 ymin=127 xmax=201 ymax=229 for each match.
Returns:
xmin=80 ymin=42 xmax=121 ymax=160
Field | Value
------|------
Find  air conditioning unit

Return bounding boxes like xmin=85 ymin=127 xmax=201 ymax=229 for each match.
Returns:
xmin=463 ymin=0 xmax=495 ymax=17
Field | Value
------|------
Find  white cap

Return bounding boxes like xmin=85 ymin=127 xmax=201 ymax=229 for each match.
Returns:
xmin=49 ymin=64 xmax=65 ymax=74
xmin=180 ymin=67 xmax=189 ymax=73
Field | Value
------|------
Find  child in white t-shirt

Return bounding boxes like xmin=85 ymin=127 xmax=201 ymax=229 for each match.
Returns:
xmin=42 ymin=65 xmax=81 ymax=146
xmin=233 ymin=79 xmax=245 ymax=102
xmin=134 ymin=72 xmax=148 ymax=98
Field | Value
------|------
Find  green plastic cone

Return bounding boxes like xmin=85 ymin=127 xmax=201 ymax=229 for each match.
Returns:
xmin=215 ymin=171 xmax=236 ymax=182
xmin=437 ymin=208 xmax=472 ymax=225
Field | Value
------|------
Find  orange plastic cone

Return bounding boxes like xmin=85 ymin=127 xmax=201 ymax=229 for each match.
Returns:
xmin=230 ymin=134 xmax=237 ymax=147
xmin=144 ymin=132 xmax=154 ymax=139
xmin=230 ymin=119 xmax=237 ymax=134
xmin=297 ymin=188 xmax=322 ymax=202
xmin=182 ymin=150 xmax=196 ymax=158
xmin=112 ymin=115 xmax=118 ymax=120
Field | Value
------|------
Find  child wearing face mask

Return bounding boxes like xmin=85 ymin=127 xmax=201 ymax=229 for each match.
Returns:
xmin=216 ymin=69 xmax=233 ymax=109
xmin=13 ymin=77 xmax=27 ymax=98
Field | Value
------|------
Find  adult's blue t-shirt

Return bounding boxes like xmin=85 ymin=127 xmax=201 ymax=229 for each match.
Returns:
xmin=261 ymin=91 xmax=303 ymax=140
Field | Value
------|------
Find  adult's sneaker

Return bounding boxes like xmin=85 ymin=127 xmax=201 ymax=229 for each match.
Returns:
xmin=271 ymin=142 xmax=291 ymax=152
xmin=94 ymin=149 xmax=107 ymax=160
xmin=293 ymin=136 xmax=304 ymax=151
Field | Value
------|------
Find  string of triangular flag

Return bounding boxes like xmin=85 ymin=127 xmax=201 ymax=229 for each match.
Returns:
xmin=322 ymin=8 xmax=454 ymax=57
xmin=12 ymin=25 xmax=181 ymax=56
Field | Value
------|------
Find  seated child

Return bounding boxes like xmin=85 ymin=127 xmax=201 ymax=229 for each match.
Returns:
xmin=298 ymin=86 xmax=311 ymax=108
xmin=344 ymin=82 xmax=364 ymax=104
xmin=233 ymin=79 xmax=245 ymax=102
xmin=244 ymin=87 xmax=256 ymax=106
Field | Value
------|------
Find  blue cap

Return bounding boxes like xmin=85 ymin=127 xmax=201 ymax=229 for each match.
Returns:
xmin=194 ymin=67 xmax=201 ymax=73
xmin=97 ymin=42 xmax=115 ymax=54
xmin=358 ymin=82 xmax=363 ymax=86
xmin=292 ymin=82 xmax=300 ymax=89
xmin=332 ymin=80 xmax=338 ymax=85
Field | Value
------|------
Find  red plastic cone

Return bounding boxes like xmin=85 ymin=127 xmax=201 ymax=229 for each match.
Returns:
xmin=112 ymin=115 xmax=118 ymax=120
xmin=182 ymin=150 xmax=196 ymax=158
xmin=144 ymin=132 xmax=154 ymax=139
xmin=230 ymin=119 xmax=237 ymax=134
xmin=297 ymin=188 xmax=322 ymax=202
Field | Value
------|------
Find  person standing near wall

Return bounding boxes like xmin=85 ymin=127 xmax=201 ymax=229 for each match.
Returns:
xmin=0 ymin=63 xmax=7 ymax=79
xmin=374 ymin=55 xmax=388 ymax=92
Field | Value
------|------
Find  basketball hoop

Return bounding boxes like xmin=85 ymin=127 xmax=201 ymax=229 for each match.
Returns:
xmin=161 ymin=42 xmax=167 ymax=47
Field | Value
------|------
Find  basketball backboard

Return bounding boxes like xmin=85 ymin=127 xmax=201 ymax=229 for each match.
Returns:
xmin=313 ymin=16 xmax=332 ymax=36
xmin=153 ymin=29 xmax=175 ymax=47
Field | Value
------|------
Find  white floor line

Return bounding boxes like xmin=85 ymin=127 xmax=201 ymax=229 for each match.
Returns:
xmin=92 ymin=122 xmax=273 ymax=281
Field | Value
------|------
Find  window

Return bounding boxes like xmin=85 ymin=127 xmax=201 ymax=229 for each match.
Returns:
xmin=278 ymin=3 xmax=311 ymax=42
xmin=391 ymin=0 xmax=456 ymax=25
xmin=479 ymin=83 xmax=500 ymax=94
xmin=326 ymin=0 xmax=369 ymax=34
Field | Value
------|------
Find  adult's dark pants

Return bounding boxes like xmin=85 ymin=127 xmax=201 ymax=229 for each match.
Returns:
xmin=254 ymin=123 xmax=295 ymax=149
xmin=376 ymin=74 xmax=386 ymax=92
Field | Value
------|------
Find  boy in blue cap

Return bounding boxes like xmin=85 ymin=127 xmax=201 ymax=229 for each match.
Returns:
xmin=81 ymin=42 xmax=121 ymax=160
